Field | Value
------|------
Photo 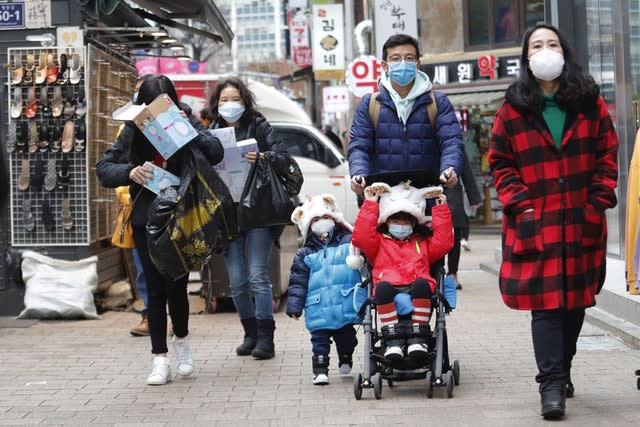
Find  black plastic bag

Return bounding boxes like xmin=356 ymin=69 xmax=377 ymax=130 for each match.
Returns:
xmin=237 ymin=156 xmax=295 ymax=231
xmin=146 ymin=144 xmax=238 ymax=280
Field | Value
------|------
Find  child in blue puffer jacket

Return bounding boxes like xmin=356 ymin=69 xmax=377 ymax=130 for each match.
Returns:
xmin=287 ymin=194 xmax=364 ymax=386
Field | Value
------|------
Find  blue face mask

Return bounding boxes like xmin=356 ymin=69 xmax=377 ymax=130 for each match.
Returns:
xmin=218 ymin=101 xmax=245 ymax=123
xmin=388 ymin=223 xmax=413 ymax=240
xmin=388 ymin=61 xmax=417 ymax=86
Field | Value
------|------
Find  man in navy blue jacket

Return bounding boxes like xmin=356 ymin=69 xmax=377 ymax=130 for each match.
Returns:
xmin=348 ymin=34 xmax=464 ymax=193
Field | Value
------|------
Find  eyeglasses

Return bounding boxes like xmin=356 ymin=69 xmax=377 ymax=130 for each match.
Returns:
xmin=386 ymin=54 xmax=419 ymax=64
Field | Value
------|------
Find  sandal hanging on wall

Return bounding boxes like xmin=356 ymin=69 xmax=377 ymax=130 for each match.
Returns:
xmin=23 ymin=198 xmax=36 ymax=232
xmin=44 ymin=158 xmax=57 ymax=191
xmin=7 ymin=122 xmax=17 ymax=153
xmin=35 ymin=53 xmax=47 ymax=85
xmin=61 ymin=198 xmax=74 ymax=231
xmin=17 ymin=122 xmax=28 ymax=154
xmin=42 ymin=199 xmax=55 ymax=232
xmin=11 ymin=54 xmax=23 ymax=84
xmin=17 ymin=158 xmax=30 ymax=191
xmin=28 ymin=121 xmax=38 ymax=154
xmin=22 ymin=54 xmax=34 ymax=84
xmin=10 ymin=87 xmax=22 ymax=119
xmin=61 ymin=120 xmax=74 ymax=153
xmin=31 ymin=157 xmax=44 ymax=192
xmin=25 ymin=86 xmax=37 ymax=119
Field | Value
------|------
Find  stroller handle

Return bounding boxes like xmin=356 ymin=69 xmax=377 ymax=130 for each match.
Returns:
xmin=364 ymin=169 xmax=442 ymax=189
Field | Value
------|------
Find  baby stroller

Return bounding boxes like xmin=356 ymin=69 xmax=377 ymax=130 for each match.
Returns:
xmin=352 ymin=171 xmax=460 ymax=400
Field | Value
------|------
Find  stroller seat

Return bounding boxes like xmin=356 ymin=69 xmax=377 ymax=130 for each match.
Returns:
xmin=352 ymin=170 xmax=460 ymax=400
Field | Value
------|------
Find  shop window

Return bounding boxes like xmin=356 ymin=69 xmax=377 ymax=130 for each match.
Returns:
xmin=464 ymin=0 xmax=545 ymax=50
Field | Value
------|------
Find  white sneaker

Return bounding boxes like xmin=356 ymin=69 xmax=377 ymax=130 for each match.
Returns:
xmin=407 ymin=343 xmax=429 ymax=357
xmin=172 ymin=335 xmax=194 ymax=376
xmin=313 ymin=373 xmax=329 ymax=385
xmin=339 ymin=363 xmax=352 ymax=374
xmin=384 ymin=345 xmax=404 ymax=360
xmin=460 ymin=238 xmax=471 ymax=251
xmin=147 ymin=356 xmax=171 ymax=385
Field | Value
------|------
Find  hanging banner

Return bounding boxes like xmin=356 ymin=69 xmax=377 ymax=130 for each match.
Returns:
xmin=373 ymin=0 xmax=418 ymax=57
xmin=322 ymin=85 xmax=350 ymax=113
xmin=312 ymin=3 xmax=345 ymax=81
xmin=0 ymin=0 xmax=51 ymax=29
xmin=289 ymin=3 xmax=312 ymax=67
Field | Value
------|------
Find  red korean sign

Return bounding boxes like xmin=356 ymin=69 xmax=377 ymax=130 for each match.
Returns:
xmin=346 ymin=55 xmax=382 ymax=98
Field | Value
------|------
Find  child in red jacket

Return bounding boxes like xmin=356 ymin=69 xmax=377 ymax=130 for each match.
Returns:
xmin=352 ymin=181 xmax=453 ymax=361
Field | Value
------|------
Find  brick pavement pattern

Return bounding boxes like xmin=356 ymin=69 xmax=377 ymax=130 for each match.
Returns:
xmin=0 ymin=235 xmax=638 ymax=426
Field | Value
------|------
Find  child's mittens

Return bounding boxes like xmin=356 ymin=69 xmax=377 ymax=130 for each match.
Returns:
xmin=286 ymin=311 xmax=302 ymax=319
xmin=346 ymin=243 xmax=364 ymax=270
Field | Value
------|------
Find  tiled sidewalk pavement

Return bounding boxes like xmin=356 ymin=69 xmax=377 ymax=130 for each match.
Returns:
xmin=0 ymin=234 xmax=638 ymax=426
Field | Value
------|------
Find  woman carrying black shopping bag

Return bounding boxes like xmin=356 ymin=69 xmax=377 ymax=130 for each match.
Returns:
xmin=209 ymin=77 xmax=295 ymax=360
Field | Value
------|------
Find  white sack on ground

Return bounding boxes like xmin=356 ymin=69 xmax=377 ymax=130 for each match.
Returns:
xmin=18 ymin=250 xmax=100 ymax=320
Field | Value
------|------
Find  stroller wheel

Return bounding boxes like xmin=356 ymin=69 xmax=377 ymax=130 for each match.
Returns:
xmin=445 ymin=370 xmax=455 ymax=398
xmin=373 ymin=373 xmax=383 ymax=399
xmin=426 ymin=371 xmax=434 ymax=398
xmin=353 ymin=373 xmax=363 ymax=400
xmin=452 ymin=360 xmax=460 ymax=385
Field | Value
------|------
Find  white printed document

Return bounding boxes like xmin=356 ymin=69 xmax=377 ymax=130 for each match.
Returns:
xmin=142 ymin=162 xmax=181 ymax=195
xmin=211 ymin=133 xmax=258 ymax=202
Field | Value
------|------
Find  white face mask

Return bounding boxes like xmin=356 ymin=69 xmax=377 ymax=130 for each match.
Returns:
xmin=528 ymin=48 xmax=565 ymax=81
xmin=311 ymin=218 xmax=335 ymax=237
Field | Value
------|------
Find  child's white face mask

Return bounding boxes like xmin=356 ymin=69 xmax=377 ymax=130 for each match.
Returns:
xmin=311 ymin=218 xmax=335 ymax=236
xmin=388 ymin=223 xmax=413 ymax=240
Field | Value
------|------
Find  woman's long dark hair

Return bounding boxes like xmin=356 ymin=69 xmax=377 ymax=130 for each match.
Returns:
xmin=209 ymin=77 xmax=258 ymax=128
xmin=128 ymin=74 xmax=185 ymax=169
xmin=505 ymin=24 xmax=599 ymax=114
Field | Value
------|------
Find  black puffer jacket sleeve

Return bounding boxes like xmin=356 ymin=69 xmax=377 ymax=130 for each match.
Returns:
xmin=191 ymin=128 xmax=224 ymax=166
xmin=95 ymin=123 xmax=135 ymax=188
xmin=254 ymin=114 xmax=290 ymax=175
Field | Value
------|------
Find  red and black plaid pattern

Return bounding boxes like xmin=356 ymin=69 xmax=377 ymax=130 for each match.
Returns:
xmin=488 ymin=96 xmax=618 ymax=311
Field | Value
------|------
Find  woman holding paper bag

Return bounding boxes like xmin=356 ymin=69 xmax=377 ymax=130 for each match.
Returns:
xmin=97 ymin=74 xmax=224 ymax=385
xmin=209 ymin=77 xmax=292 ymax=360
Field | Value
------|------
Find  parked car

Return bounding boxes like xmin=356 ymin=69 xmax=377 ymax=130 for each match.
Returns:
xmin=272 ymin=121 xmax=358 ymax=224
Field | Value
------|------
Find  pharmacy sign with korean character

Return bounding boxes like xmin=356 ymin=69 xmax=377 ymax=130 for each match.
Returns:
xmin=312 ymin=4 xmax=345 ymax=80
xmin=373 ymin=0 xmax=418 ymax=57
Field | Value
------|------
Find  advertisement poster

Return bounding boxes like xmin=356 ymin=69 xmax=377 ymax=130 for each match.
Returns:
xmin=311 ymin=3 xmax=345 ymax=80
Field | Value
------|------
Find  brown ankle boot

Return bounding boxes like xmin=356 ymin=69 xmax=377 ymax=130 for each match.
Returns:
xmin=130 ymin=315 xmax=149 ymax=336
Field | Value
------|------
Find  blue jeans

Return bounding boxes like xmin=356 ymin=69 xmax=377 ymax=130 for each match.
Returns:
xmin=132 ymin=248 xmax=148 ymax=317
xmin=223 ymin=227 xmax=274 ymax=320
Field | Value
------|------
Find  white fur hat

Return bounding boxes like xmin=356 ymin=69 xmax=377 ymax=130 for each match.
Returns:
xmin=376 ymin=181 xmax=443 ymax=225
xmin=291 ymin=194 xmax=352 ymax=242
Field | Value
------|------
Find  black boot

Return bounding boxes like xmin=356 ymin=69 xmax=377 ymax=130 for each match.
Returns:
xmin=338 ymin=353 xmax=353 ymax=374
xmin=236 ymin=317 xmax=257 ymax=356
xmin=406 ymin=323 xmax=431 ymax=362
xmin=312 ymin=354 xmax=330 ymax=385
xmin=540 ymin=387 xmax=566 ymax=419
xmin=381 ymin=323 xmax=406 ymax=361
xmin=252 ymin=319 xmax=275 ymax=359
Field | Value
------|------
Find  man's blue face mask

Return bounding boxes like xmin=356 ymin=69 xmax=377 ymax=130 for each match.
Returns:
xmin=388 ymin=60 xmax=417 ymax=86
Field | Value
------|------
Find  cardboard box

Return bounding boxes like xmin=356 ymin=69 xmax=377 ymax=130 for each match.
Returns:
xmin=112 ymin=94 xmax=198 ymax=159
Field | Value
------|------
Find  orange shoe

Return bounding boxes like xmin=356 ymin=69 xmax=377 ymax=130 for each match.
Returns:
xmin=130 ymin=316 xmax=149 ymax=336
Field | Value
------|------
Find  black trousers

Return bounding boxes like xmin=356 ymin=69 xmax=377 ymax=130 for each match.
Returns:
xmin=447 ymin=227 xmax=463 ymax=275
xmin=133 ymin=226 xmax=189 ymax=354
xmin=531 ymin=308 xmax=585 ymax=391
xmin=310 ymin=324 xmax=358 ymax=356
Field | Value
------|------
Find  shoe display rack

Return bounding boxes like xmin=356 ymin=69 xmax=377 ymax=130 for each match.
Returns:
xmin=86 ymin=44 xmax=138 ymax=242
xmin=7 ymin=46 xmax=89 ymax=246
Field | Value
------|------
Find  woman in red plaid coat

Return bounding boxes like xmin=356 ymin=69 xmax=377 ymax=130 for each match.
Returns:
xmin=489 ymin=24 xmax=618 ymax=419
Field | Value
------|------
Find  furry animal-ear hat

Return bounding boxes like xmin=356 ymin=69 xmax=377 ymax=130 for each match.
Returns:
xmin=376 ymin=181 xmax=443 ymax=225
xmin=291 ymin=194 xmax=352 ymax=242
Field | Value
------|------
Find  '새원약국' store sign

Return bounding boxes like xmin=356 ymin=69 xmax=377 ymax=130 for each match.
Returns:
xmin=420 ymin=55 xmax=521 ymax=85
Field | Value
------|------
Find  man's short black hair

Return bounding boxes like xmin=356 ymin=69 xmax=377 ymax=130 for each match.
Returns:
xmin=382 ymin=34 xmax=421 ymax=61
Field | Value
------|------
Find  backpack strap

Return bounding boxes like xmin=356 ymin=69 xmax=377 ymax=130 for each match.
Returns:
xmin=368 ymin=90 xmax=438 ymax=131
xmin=427 ymin=90 xmax=438 ymax=131
xmin=368 ymin=92 xmax=381 ymax=130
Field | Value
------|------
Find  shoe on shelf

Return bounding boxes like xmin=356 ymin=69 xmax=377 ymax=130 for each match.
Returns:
xmin=147 ymin=356 xmax=171 ymax=386
xmin=312 ymin=373 xmax=329 ymax=385
xmin=460 ymin=238 xmax=471 ymax=252
xmin=130 ymin=315 xmax=149 ymax=336
xmin=171 ymin=335 xmax=194 ymax=376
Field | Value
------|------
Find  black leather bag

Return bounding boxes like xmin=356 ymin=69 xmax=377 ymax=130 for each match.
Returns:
xmin=274 ymin=153 xmax=303 ymax=196
xmin=237 ymin=156 xmax=296 ymax=231
xmin=146 ymin=144 xmax=238 ymax=280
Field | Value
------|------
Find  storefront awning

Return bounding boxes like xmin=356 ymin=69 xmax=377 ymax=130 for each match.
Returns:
xmin=446 ymin=91 xmax=505 ymax=109
xmin=130 ymin=0 xmax=233 ymax=48
xmin=78 ymin=0 xmax=233 ymax=49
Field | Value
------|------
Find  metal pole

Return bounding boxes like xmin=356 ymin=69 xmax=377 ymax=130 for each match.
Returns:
xmin=549 ymin=0 xmax=559 ymax=27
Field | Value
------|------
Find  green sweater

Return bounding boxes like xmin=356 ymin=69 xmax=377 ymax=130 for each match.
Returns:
xmin=542 ymin=95 xmax=566 ymax=149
